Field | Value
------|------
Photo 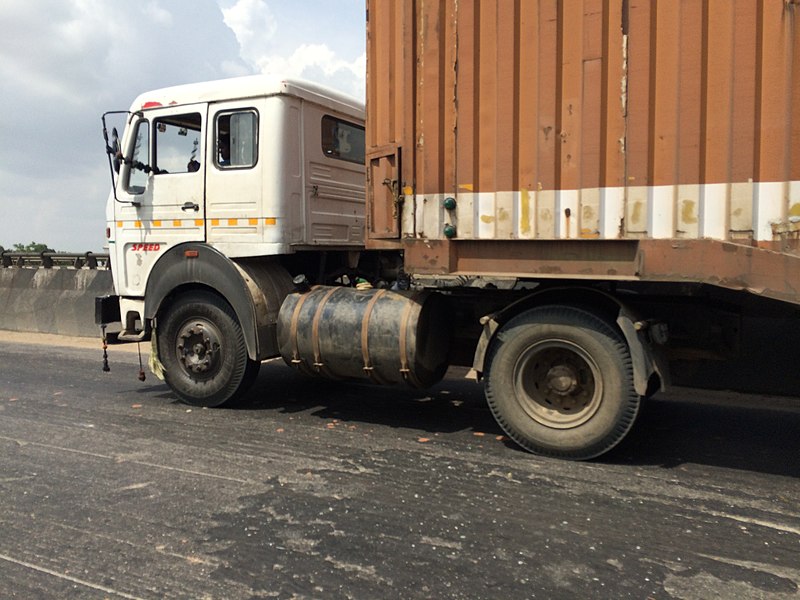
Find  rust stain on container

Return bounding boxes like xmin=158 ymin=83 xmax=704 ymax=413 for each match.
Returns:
xmin=681 ymin=200 xmax=698 ymax=225
xmin=630 ymin=201 xmax=644 ymax=227
xmin=520 ymin=189 xmax=532 ymax=235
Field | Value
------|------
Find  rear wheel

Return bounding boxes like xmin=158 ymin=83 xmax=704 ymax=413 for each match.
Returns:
xmin=484 ymin=306 xmax=639 ymax=460
xmin=158 ymin=290 xmax=259 ymax=407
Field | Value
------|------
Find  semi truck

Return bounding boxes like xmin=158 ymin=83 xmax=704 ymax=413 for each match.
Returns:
xmin=97 ymin=0 xmax=799 ymax=460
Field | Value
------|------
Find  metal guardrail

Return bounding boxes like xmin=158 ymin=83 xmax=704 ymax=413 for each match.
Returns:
xmin=0 ymin=251 xmax=110 ymax=270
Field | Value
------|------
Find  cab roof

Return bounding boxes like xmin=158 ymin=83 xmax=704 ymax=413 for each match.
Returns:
xmin=129 ymin=74 xmax=364 ymax=121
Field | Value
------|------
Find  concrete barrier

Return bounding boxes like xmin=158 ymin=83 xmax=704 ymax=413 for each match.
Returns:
xmin=0 ymin=268 xmax=113 ymax=338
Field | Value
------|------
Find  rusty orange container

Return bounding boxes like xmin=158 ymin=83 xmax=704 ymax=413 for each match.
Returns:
xmin=366 ymin=0 xmax=800 ymax=297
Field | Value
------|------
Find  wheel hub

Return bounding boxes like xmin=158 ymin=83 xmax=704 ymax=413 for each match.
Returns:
xmin=545 ymin=364 xmax=579 ymax=395
xmin=176 ymin=322 xmax=221 ymax=376
xmin=514 ymin=341 xmax=603 ymax=429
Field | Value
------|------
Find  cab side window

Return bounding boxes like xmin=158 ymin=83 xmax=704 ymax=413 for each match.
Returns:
xmin=154 ymin=113 xmax=202 ymax=174
xmin=126 ymin=119 xmax=149 ymax=195
xmin=215 ymin=110 xmax=258 ymax=169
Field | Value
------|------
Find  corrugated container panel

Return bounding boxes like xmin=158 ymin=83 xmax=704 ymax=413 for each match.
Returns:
xmin=366 ymin=0 xmax=799 ymax=250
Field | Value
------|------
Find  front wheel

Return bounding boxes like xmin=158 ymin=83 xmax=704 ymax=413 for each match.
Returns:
xmin=484 ymin=306 xmax=640 ymax=460
xmin=157 ymin=290 xmax=259 ymax=407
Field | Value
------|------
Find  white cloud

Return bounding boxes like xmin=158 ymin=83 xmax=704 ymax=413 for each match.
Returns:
xmin=144 ymin=0 xmax=173 ymax=26
xmin=219 ymin=0 xmax=365 ymax=99
xmin=255 ymin=44 xmax=366 ymax=99
xmin=220 ymin=59 xmax=252 ymax=78
xmin=220 ymin=0 xmax=278 ymax=64
xmin=0 ymin=1 xmax=117 ymax=105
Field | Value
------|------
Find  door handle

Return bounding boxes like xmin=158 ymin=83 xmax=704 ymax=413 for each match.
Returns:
xmin=181 ymin=202 xmax=199 ymax=211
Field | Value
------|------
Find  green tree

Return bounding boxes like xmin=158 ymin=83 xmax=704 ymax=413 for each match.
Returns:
xmin=12 ymin=242 xmax=54 ymax=253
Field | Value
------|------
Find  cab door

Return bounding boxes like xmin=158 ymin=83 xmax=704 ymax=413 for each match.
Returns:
xmin=204 ymin=100 xmax=265 ymax=249
xmin=113 ymin=104 xmax=207 ymax=295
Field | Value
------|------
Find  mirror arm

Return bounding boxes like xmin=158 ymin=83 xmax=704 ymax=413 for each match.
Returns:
xmin=101 ymin=110 xmax=141 ymax=206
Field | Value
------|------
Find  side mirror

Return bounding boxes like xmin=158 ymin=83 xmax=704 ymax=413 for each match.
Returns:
xmin=111 ymin=127 xmax=121 ymax=173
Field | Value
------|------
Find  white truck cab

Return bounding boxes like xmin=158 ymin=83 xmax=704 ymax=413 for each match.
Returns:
xmin=103 ymin=75 xmax=365 ymax=344
xmin=98 ymin=75 xmax=373 ymax=406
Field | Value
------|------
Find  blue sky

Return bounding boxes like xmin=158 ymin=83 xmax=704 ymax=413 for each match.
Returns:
xmin=0 ymin=0 xmax=365 ymax=251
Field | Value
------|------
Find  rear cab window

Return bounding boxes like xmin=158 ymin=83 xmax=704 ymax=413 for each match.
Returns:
xmin=321 ymin=116 xmax=365 ymax=165
xmin=215 ymin=110 xmax=259 ymax=169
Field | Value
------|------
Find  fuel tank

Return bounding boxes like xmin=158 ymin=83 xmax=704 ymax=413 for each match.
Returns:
xmin=277 ymin=286 xmax=450 ymax=388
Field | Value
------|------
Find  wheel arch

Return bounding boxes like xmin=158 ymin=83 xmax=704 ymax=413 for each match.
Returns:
xmin=144 ymin=243 xmax=293 ymax=361
xmin=472 ymin=286 xmax=667 ymax=397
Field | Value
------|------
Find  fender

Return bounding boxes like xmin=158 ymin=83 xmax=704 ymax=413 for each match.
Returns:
xmin=472 ymin=286 xmax=668 ymax=397
xmin=144 ymin=243 xmax=293 ymax=361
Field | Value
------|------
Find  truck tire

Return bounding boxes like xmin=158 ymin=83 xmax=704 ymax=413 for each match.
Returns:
xmin=484 ymin=306 xmax=639 ymax=460
xmin=158 ymin=290 xmax=259 ymax=407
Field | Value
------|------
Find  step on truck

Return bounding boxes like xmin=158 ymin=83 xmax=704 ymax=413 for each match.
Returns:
xmin=98 ymin=0 xmax=799 ymax=460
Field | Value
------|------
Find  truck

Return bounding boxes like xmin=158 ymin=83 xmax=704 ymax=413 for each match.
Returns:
xmin=97 ymin=0 xmax=799 ymax=460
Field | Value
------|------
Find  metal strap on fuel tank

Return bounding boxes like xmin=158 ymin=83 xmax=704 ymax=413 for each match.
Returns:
xmin=311 ymin=286 xmax=340 ymax=378
xmin=360 ymin=289 xmax=388 ymax=383
xmin=289 ymin=287 xmax=315 ymax=369
xmin=397 ymin=295 xmax=415 ymax=381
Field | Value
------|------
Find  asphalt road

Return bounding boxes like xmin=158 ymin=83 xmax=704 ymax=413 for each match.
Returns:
xmin=1 ymin=332 xmax=799 ymax=599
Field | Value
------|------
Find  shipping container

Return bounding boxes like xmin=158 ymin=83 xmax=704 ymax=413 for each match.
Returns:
xmin=367 ymin=0 xmax=800 ymax=304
